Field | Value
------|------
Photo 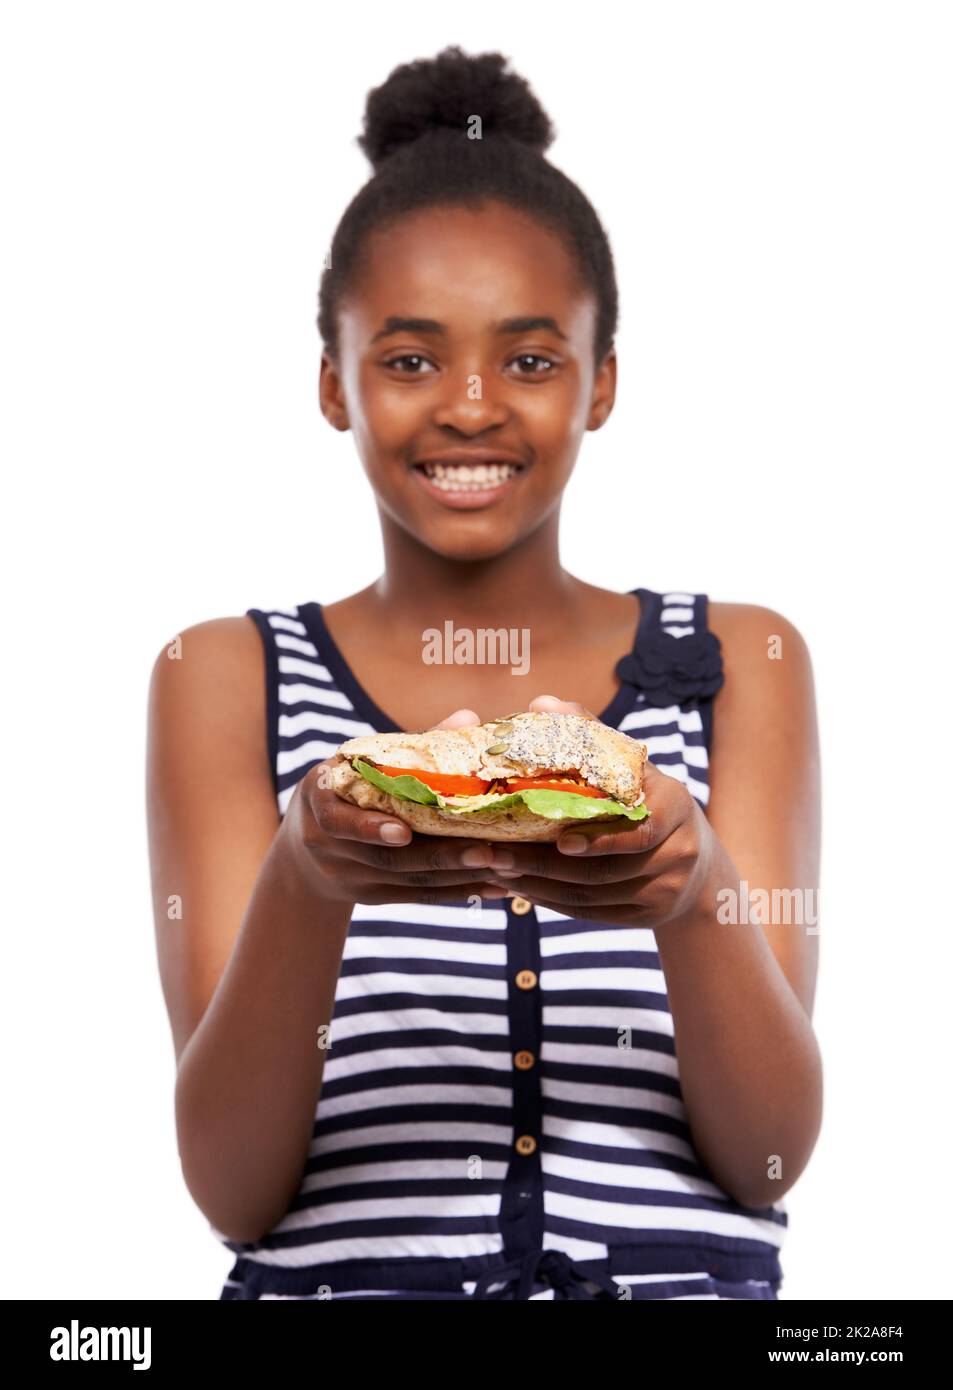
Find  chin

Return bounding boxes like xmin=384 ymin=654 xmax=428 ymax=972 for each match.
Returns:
xmin=417 ymin=516 xmax=523 ymax=562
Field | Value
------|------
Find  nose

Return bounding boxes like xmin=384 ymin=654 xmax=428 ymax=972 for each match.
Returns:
xmin=430 ymin=364 xmax=511 ymax=433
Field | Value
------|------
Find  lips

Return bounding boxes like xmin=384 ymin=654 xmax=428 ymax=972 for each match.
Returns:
xmin=415 ymin=459 xmax=524 ymax=492
xmin=411 ymin=455 xmax=530 ymax=511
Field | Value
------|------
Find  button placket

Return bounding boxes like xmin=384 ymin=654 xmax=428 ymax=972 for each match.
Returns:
xmin=499 ymin=895 xmax=544 ymax=1258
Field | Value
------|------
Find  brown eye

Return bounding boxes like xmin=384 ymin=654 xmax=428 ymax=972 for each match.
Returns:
xmin=511 ymin=354 xmax=555 ymax=374
xmin=384 ymin=354 xmax=436 ymax=374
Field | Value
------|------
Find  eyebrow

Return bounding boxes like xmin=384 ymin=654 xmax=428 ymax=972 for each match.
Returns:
xmin=370 ymin=315 xmax=569 ymax=343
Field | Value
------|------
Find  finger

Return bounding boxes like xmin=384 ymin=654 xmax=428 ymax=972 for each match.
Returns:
xmin=428 ymin=707 xmax=482 ymax=730
xmin=552 ymin=762 xmax=689 ymax=856
xmin=485 ymin=851 xmax=657 ymax=886
xmin=486 ymin=872 xmax=644 ymax=909
xmin=341 ymin=861 xmax=520 ymax=891
xmin=526 ymin=694 xmax=598 ymax=719
xmin=314 ymin=784 xmax=416 ymax=847
xmin=327 ymin=823 xmax=518 ymax=874
xmin=495 ymin=890 xmax=643 ymax=927
xmin=352 ymin=881 xmax=516 ymax=907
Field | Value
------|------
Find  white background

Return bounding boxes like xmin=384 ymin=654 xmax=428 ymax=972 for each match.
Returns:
xmin=2 ymin=0 xmax=950 ymax=1301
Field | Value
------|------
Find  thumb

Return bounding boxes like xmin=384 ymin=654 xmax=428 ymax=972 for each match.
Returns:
xmin=527 ymin=693 xmax=598 ymax=720
xmin=428 ymin=707 xmax=482 ymax=731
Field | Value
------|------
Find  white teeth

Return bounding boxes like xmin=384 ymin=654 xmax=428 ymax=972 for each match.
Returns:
xmin=421 ymin=461 xmax=520 ymax=491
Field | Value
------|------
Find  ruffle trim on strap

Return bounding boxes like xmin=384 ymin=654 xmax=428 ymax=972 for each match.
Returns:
xmin=615 ymin=589 xmax=725 ymax=708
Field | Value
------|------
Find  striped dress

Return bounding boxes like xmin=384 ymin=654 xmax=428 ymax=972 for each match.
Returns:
xmin=217 ymin=588 xmax=787 ymax=1300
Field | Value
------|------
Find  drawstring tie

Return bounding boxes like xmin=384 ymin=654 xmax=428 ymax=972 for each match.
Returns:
xmin=471 ymin=1248 xmax=620 ymax=1300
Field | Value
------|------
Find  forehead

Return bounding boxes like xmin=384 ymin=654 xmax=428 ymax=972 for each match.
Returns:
xmin=343 ymin=201 xmax=595 ymax=341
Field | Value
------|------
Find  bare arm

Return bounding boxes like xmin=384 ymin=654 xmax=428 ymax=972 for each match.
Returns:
xmin=146 ymin=625 xmax=507 ymax=1243
xmin=654 ymin=604 xmax=823 ymax=1208
xmin=147 ymin=618 xmax=354 ymax=1243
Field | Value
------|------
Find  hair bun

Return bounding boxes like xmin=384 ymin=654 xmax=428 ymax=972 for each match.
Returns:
xmin=358 ymin=45 xmax=555 ymax=172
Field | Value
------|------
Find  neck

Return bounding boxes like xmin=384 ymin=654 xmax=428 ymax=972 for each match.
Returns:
xmin=370 ymin=506 xmax=583 ymax=635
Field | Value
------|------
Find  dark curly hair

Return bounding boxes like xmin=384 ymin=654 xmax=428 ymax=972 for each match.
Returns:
xmin=317 ymin=46 xmax=619 ymax=368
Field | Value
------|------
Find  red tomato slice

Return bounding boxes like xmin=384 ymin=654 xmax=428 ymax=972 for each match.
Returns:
xmin=505 ymin=777 xmax=610 ymax=798
xmin=373 ymin=763 xmax=492 ymax=796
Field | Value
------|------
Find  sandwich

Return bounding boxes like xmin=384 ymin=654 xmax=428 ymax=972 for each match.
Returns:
xmin=328 ymin=710 xmax=650 ymax=842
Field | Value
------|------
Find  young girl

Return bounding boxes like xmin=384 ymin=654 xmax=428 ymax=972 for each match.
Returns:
xmin=147 ymin=46 xmax=822 ymax=1301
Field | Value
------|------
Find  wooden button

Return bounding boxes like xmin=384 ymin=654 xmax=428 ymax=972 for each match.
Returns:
xmin=511 ymin=896 xmax=533 ymax=915
xmin=515 ymin=969 xmax=538 ymax=990
xmin=515 ymin=1134 xmax=537 ymax=1156
xmin=514 ymin=1050 xmax=535 ymax=1070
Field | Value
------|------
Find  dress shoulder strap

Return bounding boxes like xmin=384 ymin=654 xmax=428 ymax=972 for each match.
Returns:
xmin=245 ymin=604 xmax=302 ymax=807
xmin=615 ymin=588 xmax=725 ymax=747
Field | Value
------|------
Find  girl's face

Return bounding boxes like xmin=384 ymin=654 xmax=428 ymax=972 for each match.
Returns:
xmin=321 ymin=200 xmax=616 ymax=561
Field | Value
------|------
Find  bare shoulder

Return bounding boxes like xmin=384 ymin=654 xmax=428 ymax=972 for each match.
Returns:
xmin=146 ymin=614 xmax=278 ymax=1064
xmin=708 ymin=601 xmax=813 ymax=668
xmin=147 ymin=615 xmax=268 ymax=771
xmin=709 ymin=600 xmax=815 ymax=712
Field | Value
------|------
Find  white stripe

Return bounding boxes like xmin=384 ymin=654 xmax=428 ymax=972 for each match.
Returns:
xmin=321 ymin=1044 xmax=514 ymax=1081
xmin=279 ymin=709 xmax=375 ymax=739
xmin=661 ymin=625 xmax=696 ymax=638
xmin=275 ymin=632 xmax=319 ymax=657
xmin=307 ymin=1119 xmax=511 ymax=1157
xmin=242 ymin=1233 xmax=505 ymax=1268
xmin=543 ymin=1189 xmax=786 ymax=1245
xmin=328 ymin=1006 xmax=508 ymax=1041
xmin=335 ymin=970 xmax=506 ymax=1001
xmin=642 ymin=731 xmax=709 ymax=765
xmin=542 ymin=1006 xmax=675 ymax=1035
xmin=278 ymin=681 xmax=356 ymax=711
xmin=276 ymin=1192 xmax=501 ymax=1232
xmin=543 ymin=1114 xmax=695 ymax=1159
xmin=278 ymin=654 xmax=336 ymax=682
xmin=315 ymin=1083 xmax=512 ymax=1120
xmin=533 ymin=905 xmax=572 ymax=922
xmin=277 ymin=738 xmax=344 ymax=774
xmin=617 ymin=705 xmax=703 ymax=733
xmin=543 ymin=1151 xmax=725 ymax=1198
xmin=660 ymin=606 xmax=694 ymax=623
xmin=350 ymin=901 xmax=508 ymax=930
xmin=301 ymin=1157 xmax=509 ymax=1190
xmin=539 ymin=966 xmax=669 ymax=994
xmin=540 ymin=927 xmax=659 ymax=956
xmin=538 ymin=1231 xmax=610 ymax=1262
xmin=661 ymin=592 xmax=695 ymax=605
xmin=343 ymin=933 xmax=506 ymax=964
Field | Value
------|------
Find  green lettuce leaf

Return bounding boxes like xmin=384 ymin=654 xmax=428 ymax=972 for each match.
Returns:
xmin=351 ymin=759 xmax=648 ymax=822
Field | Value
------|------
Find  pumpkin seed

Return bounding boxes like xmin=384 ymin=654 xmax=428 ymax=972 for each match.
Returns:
xmin=493 ymin=721 xmax=514 ymax=734
xmin=486 ymin=742 xmax=509 ymax=755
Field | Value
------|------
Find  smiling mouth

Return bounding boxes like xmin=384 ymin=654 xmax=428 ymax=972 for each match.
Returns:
xmin=412 ymin=460 xmax=526 ymax=493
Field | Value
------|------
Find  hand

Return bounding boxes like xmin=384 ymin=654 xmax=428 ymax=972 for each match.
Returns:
xmin=483 ymin=693 xmax=723 ymax=929
xmin=282 ymin=707 xmax=514 ymax=907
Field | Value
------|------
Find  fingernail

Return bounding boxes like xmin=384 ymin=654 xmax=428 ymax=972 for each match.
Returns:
xmin=461 ymin=846 xmax=492 ymax=868
xmin=380 ymin=823 xmax=411 ymax=844
xmin=492 ymin=868 xmax=521 ymax=878
xmin=559 ymin=835 xmax=587 ymax=854
xmin=490 ymin=850 xmax=515 ymax=869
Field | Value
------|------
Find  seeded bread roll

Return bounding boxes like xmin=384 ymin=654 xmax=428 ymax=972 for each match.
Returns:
xmin=328 ymin=711 xmax=648 ymax=841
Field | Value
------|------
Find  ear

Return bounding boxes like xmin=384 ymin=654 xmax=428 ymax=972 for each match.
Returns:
xmin=318 ymin=350 xmax=350 ymax=431
xmin=586 ymin=346 xmax=616 ymax=431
